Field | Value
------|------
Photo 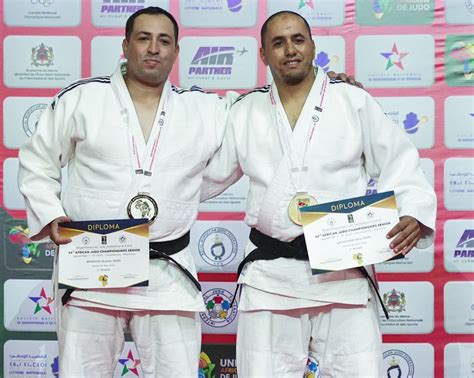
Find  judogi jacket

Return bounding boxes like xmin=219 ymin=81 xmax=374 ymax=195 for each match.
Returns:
xmin=18 ymin=64 xmax=235 ymax=311
xmin=201 ymin=69 xmax=436 ymax=311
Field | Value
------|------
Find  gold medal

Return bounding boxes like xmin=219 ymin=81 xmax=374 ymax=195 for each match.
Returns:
xmin=288 ymin=192 xmax=317 ymax=225
xmin=127 ymin=193 xmax=158 ymax=224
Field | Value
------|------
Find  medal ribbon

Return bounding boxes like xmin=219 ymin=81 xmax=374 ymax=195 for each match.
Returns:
xmin=270 ymin=69 xmax=328 ymax=194
xmin=128 ymin=86 xmax=172 ymax=192
xmin=112 ymin=74 xmax=173 ymax=194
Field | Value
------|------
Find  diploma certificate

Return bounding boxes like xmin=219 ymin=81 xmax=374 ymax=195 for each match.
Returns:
xmin=300 ymin=191 xmax=400 ymax=274
xmin=58 ymin=219 xmax=149 ymax=289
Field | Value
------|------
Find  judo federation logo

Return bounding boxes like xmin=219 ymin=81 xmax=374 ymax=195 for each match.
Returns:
xmin=383 ymin=349 xmax=415 ymax=378
xmin=31 ymin=43 xmax=54 ymax=67
xmin=383 ymin=289 xmax=407 ymax=312
xmin=381 ymin=43 xmax=409 ymax=71
xmin=198 ymin=227 xmax=238 ymax=267
xmin=198 ymin=352 xmax=216 ymax=378
xmin=403 ymin=112 xmax=428 ymax=134
xmin=200 ymin=288 xmax=238 ymax=327
xmin=22 ymin=103 xmax=48 ymax=137
xmin=118 ymin=349 xmax=141 ymax=376
xmin=29 ymin=287 xmax=53 ymax=314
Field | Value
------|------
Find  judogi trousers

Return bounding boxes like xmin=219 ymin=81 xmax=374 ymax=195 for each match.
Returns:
xmin=236 ymin=298 xmax=383 ymax=378
xmin=58 ymin=305 xmax=201 ymax=378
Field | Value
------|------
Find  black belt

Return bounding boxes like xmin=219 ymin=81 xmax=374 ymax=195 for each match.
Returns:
xmin=235 ymin=228 xmax=389 ymax=319
xmin=61 ymin=231 xmax=200 ymax=306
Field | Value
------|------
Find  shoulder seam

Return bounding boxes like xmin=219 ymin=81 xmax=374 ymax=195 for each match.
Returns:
xmin=234 ymin=85 xmax=270 ymax=104
xmin=171 ymin=84 xmax=216 ymax=95
xmin=57 ymin=76 xmax=111 ymax=100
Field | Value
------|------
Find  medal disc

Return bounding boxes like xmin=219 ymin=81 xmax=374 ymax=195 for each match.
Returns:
xmin=288 ymin=193 xmax=317 ymax=225
xmin=127 ymin=194 xmax=158 ymax=224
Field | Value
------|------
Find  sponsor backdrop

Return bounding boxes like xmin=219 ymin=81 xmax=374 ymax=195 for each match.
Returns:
xmin=0 ymin=0 xmax=472 ymax=377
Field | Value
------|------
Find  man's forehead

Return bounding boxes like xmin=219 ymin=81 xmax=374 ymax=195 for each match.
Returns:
xmin=133 ymin=14 xmax=174 ymax=32
xmin=266 ymin=14 xmax=309 ymax=37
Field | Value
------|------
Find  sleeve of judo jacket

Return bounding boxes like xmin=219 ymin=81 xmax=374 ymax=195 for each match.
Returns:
xmin=359 ymin=92 xmax=437 ymax=249
xmin=200 ymin=97 xmax=244 ymax=202
xmin=18 ymin=95 xmax=76 ymax=239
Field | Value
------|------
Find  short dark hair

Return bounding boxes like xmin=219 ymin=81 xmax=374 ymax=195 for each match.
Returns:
xmin=125 ymin=6 xmax=179 ymax=45
xmin=261 ymin=11 xmax=312 ymax=48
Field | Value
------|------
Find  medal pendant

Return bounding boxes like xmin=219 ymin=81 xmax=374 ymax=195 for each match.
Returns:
xmin=288 ymin=192 xmax=317 ymax=225
xmin=127 ymin=193 xmax=158 ymax=224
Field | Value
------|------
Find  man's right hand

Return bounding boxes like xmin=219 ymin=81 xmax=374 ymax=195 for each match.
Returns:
xmin=30 ymin=216 xmax=72 ymax=245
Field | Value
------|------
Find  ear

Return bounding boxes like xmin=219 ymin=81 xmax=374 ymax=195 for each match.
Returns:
xmin=259 ymin=47 xmax=269 ymax=66
xmin=173 ymin=43 xmax=180 ymax=63
xmin=122 ymin=38 xmax=129 ymax=59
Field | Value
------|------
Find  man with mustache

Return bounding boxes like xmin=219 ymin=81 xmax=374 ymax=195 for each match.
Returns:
xmin=18 ymin=7 xmax=233 ymax=377
xmin=18 ymin=6 xmax=362 ymax=376
xmin=202 ymin=11 xmax=436 ymax=377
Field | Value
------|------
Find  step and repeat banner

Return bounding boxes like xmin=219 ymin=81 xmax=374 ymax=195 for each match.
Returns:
xmin=0 ymin=0 xmax=473 ymax=377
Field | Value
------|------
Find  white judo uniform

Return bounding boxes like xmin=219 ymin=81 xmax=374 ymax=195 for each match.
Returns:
xmin=18 ymin=64 xmax=234 ymax=377
xmin=202 ymin=69 xmax=437 ymax=377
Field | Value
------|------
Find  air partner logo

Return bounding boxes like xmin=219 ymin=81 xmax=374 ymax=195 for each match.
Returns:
xmin=189 ymin=46 xmax=236 ymax=77
xmin=118 ymin=349 xmax=141 ymax=376
xmin=454 ymin=230 xmax=474 ymax=259
xmin=383 ymin=289 xmax=406 ymax=312
xmin=198 ymin=227 xmax=238 ymax=267
xmin=383 ymin=349 xmax=415 ymax=378
xmin=22 ymin=103 xmax=48 ymax=137
xmin=366 ymin=178 xmax=378 ymax=195
xmin=199 ymin=352 xmax=216 ymax=378
xmin=381 ymin=43 xmax=409 ymax=71
xmin=100 ymin=0 xmax=145 ymax=14
xmin=180 ymin=37 xmax=257 ymax=89
xmin=200 ymin=288 xmax=238 ymax=327
xmin=29 ymin=287 xmax=53 ymax=315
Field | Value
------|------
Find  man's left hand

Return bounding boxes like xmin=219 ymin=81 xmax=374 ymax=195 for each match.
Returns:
xmin=327 ymin=71 xmax=364 ymax=88
xmin=386 ymin=216 xmax=421 ymax=255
